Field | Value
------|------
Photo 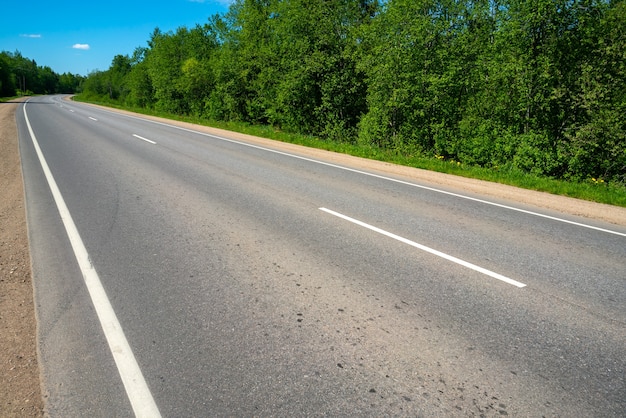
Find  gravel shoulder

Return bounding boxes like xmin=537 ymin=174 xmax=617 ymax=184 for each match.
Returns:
xmin=0 ymin=99 xmax=44 ymax=417
xmin=1 ymin=97 xmax=623 ymax=416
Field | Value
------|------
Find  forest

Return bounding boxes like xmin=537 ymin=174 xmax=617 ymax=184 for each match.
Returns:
xmin=0 ymin=51 xmax=83 ymax=96
xmin=79 ymin=0 xmax=625 ymax=185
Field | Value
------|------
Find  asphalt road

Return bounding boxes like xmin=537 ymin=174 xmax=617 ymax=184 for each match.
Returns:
xmin=17 ymin=95 xmax=626 ymax=416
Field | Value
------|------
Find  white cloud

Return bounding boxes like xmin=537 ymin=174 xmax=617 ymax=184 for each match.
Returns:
xmin=20 ymin=34 xmax=42 ymax=38
xmin=72 ymin=44 xmax=90 ymax=50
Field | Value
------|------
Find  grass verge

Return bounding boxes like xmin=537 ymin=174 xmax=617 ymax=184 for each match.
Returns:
xmin=73 ymin=96 xmax=626 ymax=208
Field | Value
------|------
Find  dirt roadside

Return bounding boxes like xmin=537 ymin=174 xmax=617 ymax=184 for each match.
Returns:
xmin=0 ymin=99 xmax=44 ymax=417
xmin=1 ymin=98 xmax=624 ymax=417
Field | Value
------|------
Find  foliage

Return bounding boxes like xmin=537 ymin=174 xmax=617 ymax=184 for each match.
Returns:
xmin=0 ymin=50 xmax=83 ymax=97
xmin=77 ymin=0 xmax=626 ymax=189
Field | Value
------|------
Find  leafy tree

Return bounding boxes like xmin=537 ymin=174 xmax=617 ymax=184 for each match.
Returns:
xmin=0 ymin=52 xmax=16 ymax=96
xmin=142 ymin=25 xmax=218 ymax=115
xmin=37 ymin=66 xmax=58 ymax=94
xmin=106 ymin=54 xmax=131 ymax=100
xmin=268 ymin=0 xmax=377 ymax=138
xmin=563 ymin=0 xmax=626 ymax=182
xmin=144 ymin=28 xmax=189 ymax=113
xmin=76 ymin=0 xmax=625 ymax=185
xmin=57 ymin=72 xmax=83 ymax=94
xmin=126 ymin=47 xmax=153 ymax=108
xmin=81 ymin=70 xmax=109 ymax=99
xmin=357 ymin=0 xmax=448 ymax=151
xmin=0 ymin=50 xmax=82 ymax=96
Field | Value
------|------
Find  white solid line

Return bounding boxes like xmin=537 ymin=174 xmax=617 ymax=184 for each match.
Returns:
xmin=88 ymin=116 xmax=98 ymax=121
xmin=23 ymin=102 xmax=161 ymax=418
xmin=81 ymin=104 xmax=626 ymax=237
xmin=132 ymin=134 xmax=156 ymax=145
xmin=320 ymin=207 xmax=527 ymax=288
xmin=233 ymin=141 xmax=625 ymax=237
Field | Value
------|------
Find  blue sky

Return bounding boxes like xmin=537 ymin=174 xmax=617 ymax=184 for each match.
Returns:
xmin=0 ymin=0 xmax=233 ymax=76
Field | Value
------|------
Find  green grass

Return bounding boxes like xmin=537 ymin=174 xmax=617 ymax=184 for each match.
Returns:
xmin=1 ymin=94 xmax=36 ymax=103
xmin=73 ymin=96 xmax=626 ymax=208
xmin=0 ymin=95 xmax=25 ymax=102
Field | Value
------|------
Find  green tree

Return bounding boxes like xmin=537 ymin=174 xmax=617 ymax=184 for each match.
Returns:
xmin=10 ymin=52 xmax=39 ymax=94
xmin=37 ymin=66 xmax=58 ymax=94
xmin=0 ymin=52 xmax=16 ymax=96
xmin=357 ymin=0 xmax=450 ymax=152
xmin=144 ymin=28 xmax=188 ymax=113
xmin=563 ymin=0 xmax=626 ymax=182
xmin=81 ymin=70 xmax=109 ymax=99
xmin=126 ymin=47 xmax=153 ymax=108
xmin=57 ymin=72 xmax=83 ymax=94
xmin=75 ymin=0 xmax=625 ymax=185
xmin=107 ymin=54 xmax=132 ymax=100
xmin=268 ymin=0 xmax=377 ymax=138
xmin=143 ymin=25 xmax=218 ymax=114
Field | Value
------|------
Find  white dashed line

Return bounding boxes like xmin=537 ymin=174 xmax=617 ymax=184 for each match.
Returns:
xmin=320 ymin=207 xmax=527 ymax=288
xmin=133 ymin=134 xmax=156 ymax=145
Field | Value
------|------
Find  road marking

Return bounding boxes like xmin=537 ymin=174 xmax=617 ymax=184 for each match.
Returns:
xmin=88 ymin=116 xmax=98 ymax=121
xmin=81 ymin=104 xmax=626 ymax=237
xmin=133 ymin=134 xmax=156 ymax=145
xmin=23 ymin=102 xmax=162 ymax=418
xmin=320 ymin=207 xmax=527 ymax=288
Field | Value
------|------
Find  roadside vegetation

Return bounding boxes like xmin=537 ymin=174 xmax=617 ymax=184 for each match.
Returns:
xmin=73 ymin=0 xmax=624 ymax=207
xmin=75 ymin=98 xmax=626 ymax=207
xmin=0 ymin=51 xmax=83 ymax=98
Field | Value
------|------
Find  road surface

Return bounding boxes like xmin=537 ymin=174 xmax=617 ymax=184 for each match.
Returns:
xmin=17 ymin=95 xmax=626 ymax=416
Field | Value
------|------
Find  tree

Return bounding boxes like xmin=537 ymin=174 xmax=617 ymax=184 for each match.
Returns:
xmin=0 ymin=52 xmax=16 ymax=96
xmin=107 ymin=54 xmax=132 ymax=100
xmin=143 ymin=25 xmax=218 ymax=115
xmin=268 ymin=0 xmax=377 ymax=138
xmin=357 ymin=0 xmax=448 ymax=151
xmin=57 ymin=72 xmax=83 ymax=94
xmin=81 ymin=70 xmax=108 ymax=99
xmin=563 ymin=0 xmax=626 ymax=182
xmin=126 ymin=47 xmax=153 ymax=108
xmin=38 ymin=66 xmax=58 ymax=94
xmin=75 ymin=0 xmax=625 ymax=185
xmin=1 ymin=50 xmax=82 ymax=96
